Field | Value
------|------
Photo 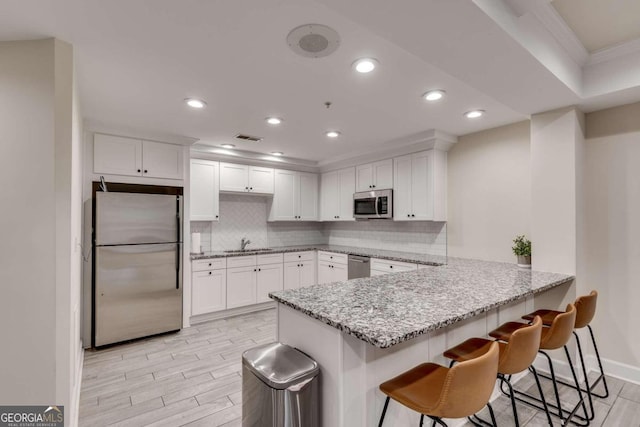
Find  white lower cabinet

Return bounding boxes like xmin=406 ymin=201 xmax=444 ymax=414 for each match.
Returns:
xmin=226 ymin=265 xmax=257 ymax=309
xmin=191 ymin=258 xmax=227 ymax=315
xmin=256 ymin=259 xmax=284 ymax=303
xmin=283 ymin=251 xmax=316 ymax=289
xmin=317 ymin=251 xmax=348 ymax=284
xmin=192 ymin=269 xmax=226 ymax=315
xmin=370 ymin=258 xmax=418 ymax=276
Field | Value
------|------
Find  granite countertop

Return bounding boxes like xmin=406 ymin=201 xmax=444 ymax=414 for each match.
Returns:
xmin=269 ymin=257 xmax=574 ymax=348
xmin=190 ymin=244 xmax=447 ymax=266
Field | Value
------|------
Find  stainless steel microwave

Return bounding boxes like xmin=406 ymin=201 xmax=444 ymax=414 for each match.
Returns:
xmin=353 ymin=189 xmax=393 ymax=219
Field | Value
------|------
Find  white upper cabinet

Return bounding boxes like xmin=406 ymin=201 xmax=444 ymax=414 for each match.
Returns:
xmin=219 ymin=163 xmax=248 ymax=192
xmin=320 ymin=167 xmax=355 ymax=221
xmin=393 ymin=149 xmax=447 ymax=221
xmin=94 ymin=134 xmax=142 ymax=176
xmin=269 ymin=170 xmax=318 ymax=221
xmin=270 ymin=169 xmax=297 ymax=220
xmin=142 ymin=141 xmax=183 ymax=179
xmin=355 ymin=159 xmax=393 ymax=191
xmin=190 ymin=159 xmax=219 ymax=221
xmin=219 ymin=162 xmax=274 ymax=194
xmin=298 ymin=172 xmax=318 ymax=220
xmin=94 ymin=133 xmax=183 ymax=180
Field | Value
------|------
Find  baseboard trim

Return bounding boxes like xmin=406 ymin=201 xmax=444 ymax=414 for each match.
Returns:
xmin=589 ymin=355 xmax=640 ymax=386
xmin=189 ymin=302 xmax=275 ymax=325
xmin=531 ymin=352 xmax=640 ymax=387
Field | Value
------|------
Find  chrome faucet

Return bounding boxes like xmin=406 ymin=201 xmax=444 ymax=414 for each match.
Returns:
xmin=241 ymin=237 xmax=251 ymax=250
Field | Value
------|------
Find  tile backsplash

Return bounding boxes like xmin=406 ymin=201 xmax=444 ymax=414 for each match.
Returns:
xmin=324 ymin=220 xmax=447 ymax=256
xmin=190 ymin=194 xmax=446 ymax=256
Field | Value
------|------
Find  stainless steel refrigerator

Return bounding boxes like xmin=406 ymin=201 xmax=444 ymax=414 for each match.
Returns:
xmin=93 ymin=191 xmax=183 ymax=347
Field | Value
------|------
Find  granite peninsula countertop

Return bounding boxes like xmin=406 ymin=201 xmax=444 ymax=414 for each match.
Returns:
xmin=190 ymin=244 xmax=447 ymax=266
xmin=269 ymin=257 xmax=574 ymax=348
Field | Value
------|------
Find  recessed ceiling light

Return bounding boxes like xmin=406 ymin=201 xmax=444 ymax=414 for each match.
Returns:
xmin=220 ymin=144 xmax=235 ymax=149
xmin=271 ymin=152 xmax=284 ymax=156
xmin=185 ymin=98 xmax=207 ymax=109
xmin=352 ymin=58 xmax=378 ymax=73
xmin=423 ymin=90 xmax=446 ymax=101
xmin=464 ymin=110 xmax=485 ymax=119
xmin=266 ymin=117 xmax=283 ymax=125
xmin=326 ymin=130 xmax=341 ymax=138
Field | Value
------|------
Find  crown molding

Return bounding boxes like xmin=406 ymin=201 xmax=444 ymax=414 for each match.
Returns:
xmin=587 ymin=37 xmax=640 ymax=66
xmin=190 ymin=144 xmax=320 ymax=172
xmin=317 ymin=129 xmax=457 ymax=172
xmin=84 ymin=119 xmax=199 ymax=146
xmin=523 ymin=0 xmax=589 ymax=66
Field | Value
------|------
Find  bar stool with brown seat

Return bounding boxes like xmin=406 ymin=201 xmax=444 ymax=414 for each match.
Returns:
xmin=489 ymin=303 xmax=590 ymax=426
xmin=522 ymin=290 xmax=608 ymax=421
xmin=442 ymin=316 xmax=552 ymax=427
xmin=378 ymin=341 xmax=500 ymax=427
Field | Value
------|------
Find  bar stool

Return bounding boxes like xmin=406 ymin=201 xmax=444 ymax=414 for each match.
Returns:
xmin=443 ymin=316 xmax=552 ymax=427
xmin=378 ymin=341 xmax=499 ymax=427
xmin=522 ymin=290 xmax=608 ymax=421
xmin=489 ymin=303 xmax=590 ymax=426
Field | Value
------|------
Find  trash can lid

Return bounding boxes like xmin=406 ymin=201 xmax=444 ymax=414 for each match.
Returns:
xmin=242 ymin=342 xmax=319 ymax=390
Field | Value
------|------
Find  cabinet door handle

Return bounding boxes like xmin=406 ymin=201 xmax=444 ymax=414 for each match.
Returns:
xmin=412 ymin=214 xmax=415 ymax=217
xmin=253 ymin=268 xmax=256 ymax=272
xmin=373 ymin=185 xmax=376 ymax=188
xmin=137 ymin=169 xmax=141 ymax=173
xmin=250 ymin=187 xmax=253 ymax=190
xmin=215 ymin=215 xmax=219 ymax=218
xmin=208 ymin=271 xmax=212 ymax=275
xmin=258 ymin=268 xmax=261 ymax=272
xmin=297 ymin=264 xmax=300 ymax=267
xmin=407 ymin=214 xmax=410 ymax=217
xmin=390 ymin=265 xmax=393 ymax=269
xmin=208 ymin=263 xmax=212 ymax=266
xmin=144 ymin=169 xmax=148 ymax=174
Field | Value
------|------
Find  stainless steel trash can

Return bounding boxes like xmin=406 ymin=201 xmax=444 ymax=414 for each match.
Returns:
xmin=242 ymin=342 xmax=319 ymax=427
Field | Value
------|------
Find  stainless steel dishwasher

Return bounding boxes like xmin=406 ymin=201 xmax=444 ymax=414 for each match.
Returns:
xmin=348 ymin=255 xmax=370 ymax=279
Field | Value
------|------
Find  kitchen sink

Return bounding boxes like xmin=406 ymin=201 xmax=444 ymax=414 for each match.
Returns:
xmin=224 ymin=248 xmax=273 ymax=253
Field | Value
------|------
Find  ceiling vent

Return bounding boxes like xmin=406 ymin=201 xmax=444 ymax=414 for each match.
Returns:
xmin=234 ymin=133 xmax=263 ymax=142
xmin=287 ymin=24 xmax=340 ymax=58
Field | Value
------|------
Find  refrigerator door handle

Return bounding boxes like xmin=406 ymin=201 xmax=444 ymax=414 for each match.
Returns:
xmin=176 ymin=243 xmax=182 ymax=290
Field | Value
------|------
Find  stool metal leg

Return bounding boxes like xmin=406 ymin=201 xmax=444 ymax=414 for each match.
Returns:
xmin=531 ymin=365 xmax=554 ymax=426
xmin=587 ymin=325 xmax=609 ymax=399
xmin=427 ymin=416 xmax=447 ymax=426
xmin=378 ymin=396 xmax=390 ymax=427
xmin=499 ymin=373 xmax=521 ymax=426
xmin=563 ymin=344 xmax=590 ymax=424
xmin=502 ymin=349 xmax=591 ymax=426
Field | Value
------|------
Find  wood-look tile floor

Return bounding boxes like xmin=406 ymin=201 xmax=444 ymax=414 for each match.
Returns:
xmin=80 ymin=308 xmax=640 ymax=426
xmin=79 ymin=309 xmax=276 ymax=427
xmin=463 ymin=368 xmax=640 ymax=426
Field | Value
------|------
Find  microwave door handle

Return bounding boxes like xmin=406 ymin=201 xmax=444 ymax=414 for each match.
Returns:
xmin=375 ymin=196 xmax=380 ymax=217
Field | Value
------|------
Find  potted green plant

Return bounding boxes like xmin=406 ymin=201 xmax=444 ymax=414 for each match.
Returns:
xmin=512 ymin=235 xmax=531 ymax=268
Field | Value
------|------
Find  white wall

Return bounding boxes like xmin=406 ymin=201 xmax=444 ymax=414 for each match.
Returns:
xmin=0 ymin=39 xmax=81 ymax=421
xmin=447 ymin=121 xmax=531 ymax=262
xmin=585 ymin=102 xmax=640 ymax=377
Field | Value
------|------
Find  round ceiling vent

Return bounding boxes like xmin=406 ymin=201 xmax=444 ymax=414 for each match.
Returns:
xmin=287 ymin=24 xmax=340 ymax=58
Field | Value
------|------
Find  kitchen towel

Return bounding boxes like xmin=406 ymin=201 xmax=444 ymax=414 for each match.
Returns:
xmin=191 ymin=233 xmax=201 ymax=254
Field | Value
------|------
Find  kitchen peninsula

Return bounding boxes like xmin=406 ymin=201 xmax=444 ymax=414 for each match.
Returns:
xmin=270 ymin=257 xmax=574 ymax=427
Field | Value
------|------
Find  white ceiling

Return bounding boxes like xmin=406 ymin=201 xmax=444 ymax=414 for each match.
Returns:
xmin=1 ymin=0 xmax=639 ymax=163
xmin=552 ymin=0 xmax=640 ymax=52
